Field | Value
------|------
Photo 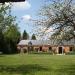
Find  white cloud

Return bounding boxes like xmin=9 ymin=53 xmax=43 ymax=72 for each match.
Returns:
xmin=12 ymin=1 xmax=31 ymax=10
xmin=22 ymin=15 xmax=31 ymax=21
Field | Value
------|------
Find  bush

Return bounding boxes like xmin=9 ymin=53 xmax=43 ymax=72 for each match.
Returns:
xmin=66 ymin=51 xmax=75 ymax=55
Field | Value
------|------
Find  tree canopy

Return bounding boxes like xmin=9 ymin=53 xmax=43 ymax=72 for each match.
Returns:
xmin=34 ymin=0 xmax=75 ymax=41
xmin=0 ymin=3 xmax=21 ymax=54
xmin=22 ymin=30 xmax=29 ymax=40
xmin=31 ymin=34 xmax=36 ymax=40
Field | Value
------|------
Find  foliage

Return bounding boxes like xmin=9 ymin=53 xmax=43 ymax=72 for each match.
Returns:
xmin=0 ymin=3 xmax=21 ymax=54
xmin=31 ymin=34 xmax=36 ymax=40
xmin=22 ymin=30 xmax=29 ymax=40
xmin=4 ymin=25 xmax=20 ymax=43
xmin=35 ymin=0 xmax=75 ymax=41
xmin=0 ymin=30 xmax=7 ymax=53
xmin=4 ymin=25 xmax=21 ymax=53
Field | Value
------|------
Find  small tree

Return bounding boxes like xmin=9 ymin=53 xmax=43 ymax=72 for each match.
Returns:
xmin=22 ymin=30 xmax=29 ymax=40
xmin=31 ymin=34 xmax=36 ymax=40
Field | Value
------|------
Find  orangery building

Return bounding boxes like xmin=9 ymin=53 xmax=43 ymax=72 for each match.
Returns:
xmin=17 ymin=39 xmax=75 ymax=54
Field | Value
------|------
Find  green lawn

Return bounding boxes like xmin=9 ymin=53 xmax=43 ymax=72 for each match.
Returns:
xmin=0 ymin=54 xmax=75 ymax=75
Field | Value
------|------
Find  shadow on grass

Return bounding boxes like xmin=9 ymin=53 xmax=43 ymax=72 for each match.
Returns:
xmin=0 ymin=64 xmax=75 ymax=75
xmin=56 ymin=65 xmax=75 ymax=75
xmin=0 ymin=64 xmax=48 ymax=75
xmin=29 ymin=52 xmax=52 ymax=55
xmin=0 ymin=55 xmax=5 ymax=57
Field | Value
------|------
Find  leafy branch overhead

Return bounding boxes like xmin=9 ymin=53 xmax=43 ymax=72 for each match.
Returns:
xmin=34 ymin=0 xmax=75 ymax=40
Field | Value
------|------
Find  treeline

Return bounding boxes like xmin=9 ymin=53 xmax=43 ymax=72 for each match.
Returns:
xmin=22 ymin=30 xmax=36 ymax=40
xmin=0 ymin=4 xmax=37 ymax=54
xmin=0 ymin=4 xmax=20 ymax=54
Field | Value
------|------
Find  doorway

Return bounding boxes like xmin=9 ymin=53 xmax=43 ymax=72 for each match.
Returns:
xmin=70 ymin=47 xmax=72 ymax=51
xmin=40 ymin=46 xmax=42 ymax=51
xmin=58 ymin=47 xmax=63 ymax=54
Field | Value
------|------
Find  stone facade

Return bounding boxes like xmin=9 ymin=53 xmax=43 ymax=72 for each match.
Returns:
xmin=17 ymin=40 xmax=74 ymax=54
xmin=17 ymin=45 xmax=73 ymax=54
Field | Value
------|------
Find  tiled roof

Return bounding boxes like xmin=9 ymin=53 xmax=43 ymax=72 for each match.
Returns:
xmin=18 ymin=39 xmax=75 ymax=46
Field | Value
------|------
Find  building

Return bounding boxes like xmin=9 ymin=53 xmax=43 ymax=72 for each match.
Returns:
xmin=17 ymin=39 xmax=75 ymax=54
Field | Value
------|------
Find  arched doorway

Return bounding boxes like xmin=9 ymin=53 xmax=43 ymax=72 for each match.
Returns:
xmin=40 ymin=46 xmax=42 ymax=51
xmin=70 ymin=47 xmax=72 ymax=51
xmin=58 ymin=47 xmax=63 ymax=54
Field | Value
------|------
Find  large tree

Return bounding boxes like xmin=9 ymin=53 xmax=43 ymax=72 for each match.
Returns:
xmin=0 ymin=3 xmax=21 ymax=54
xmin=34 ymin=0 xmax=75 ymax=41
xmin=0 ymin=30 xmax=6 ymax=52
xmin=4 ymin=25 xmax=21 ymax=53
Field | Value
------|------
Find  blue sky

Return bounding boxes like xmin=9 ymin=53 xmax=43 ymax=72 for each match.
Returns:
xmin=5 ymin=0 xmax=75 ymax=39
xmin=9 ymin=0 xmax=45 ymax=35
xmin=5 ymin=0 xmax=53 ymax=39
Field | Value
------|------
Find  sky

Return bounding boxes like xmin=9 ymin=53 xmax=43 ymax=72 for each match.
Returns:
xmin=4 ymin=0 xmax=75 ymax=40
xmin=9 ymin=0 xmax=45 ymax=35
xmin=4 ymin=0 xmax=53 ymax=40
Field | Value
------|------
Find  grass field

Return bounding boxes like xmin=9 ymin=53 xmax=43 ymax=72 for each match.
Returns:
xmin=0 ymin=54 xmax=75 ymax=75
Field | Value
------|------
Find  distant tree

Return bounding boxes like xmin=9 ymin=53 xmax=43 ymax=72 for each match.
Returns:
xmin=22 ymin=30 xmax=29 ymax=40
xmin=31 ymin=34 xmax=36 ymax=40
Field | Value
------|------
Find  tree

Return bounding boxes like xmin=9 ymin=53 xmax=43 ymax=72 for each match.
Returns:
xmin=0 ymin=30 xmax=6 ymax=53
xmin=0 ymin=4 xmax=11 ymax=53
xmin=31 ymin=34 xmax=36 ymax=40
xmin=22 ymin=30 xmax=29 ymax=40
xmin=34 ymin=0 xmax=75 ymax=41
xmin=4 ymin=25 xmax=21 ymax=53
xmin=0 ymin=4 xmax=10 ymax=31
xmin=0 ymin=3 xmax=21 ymax=54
